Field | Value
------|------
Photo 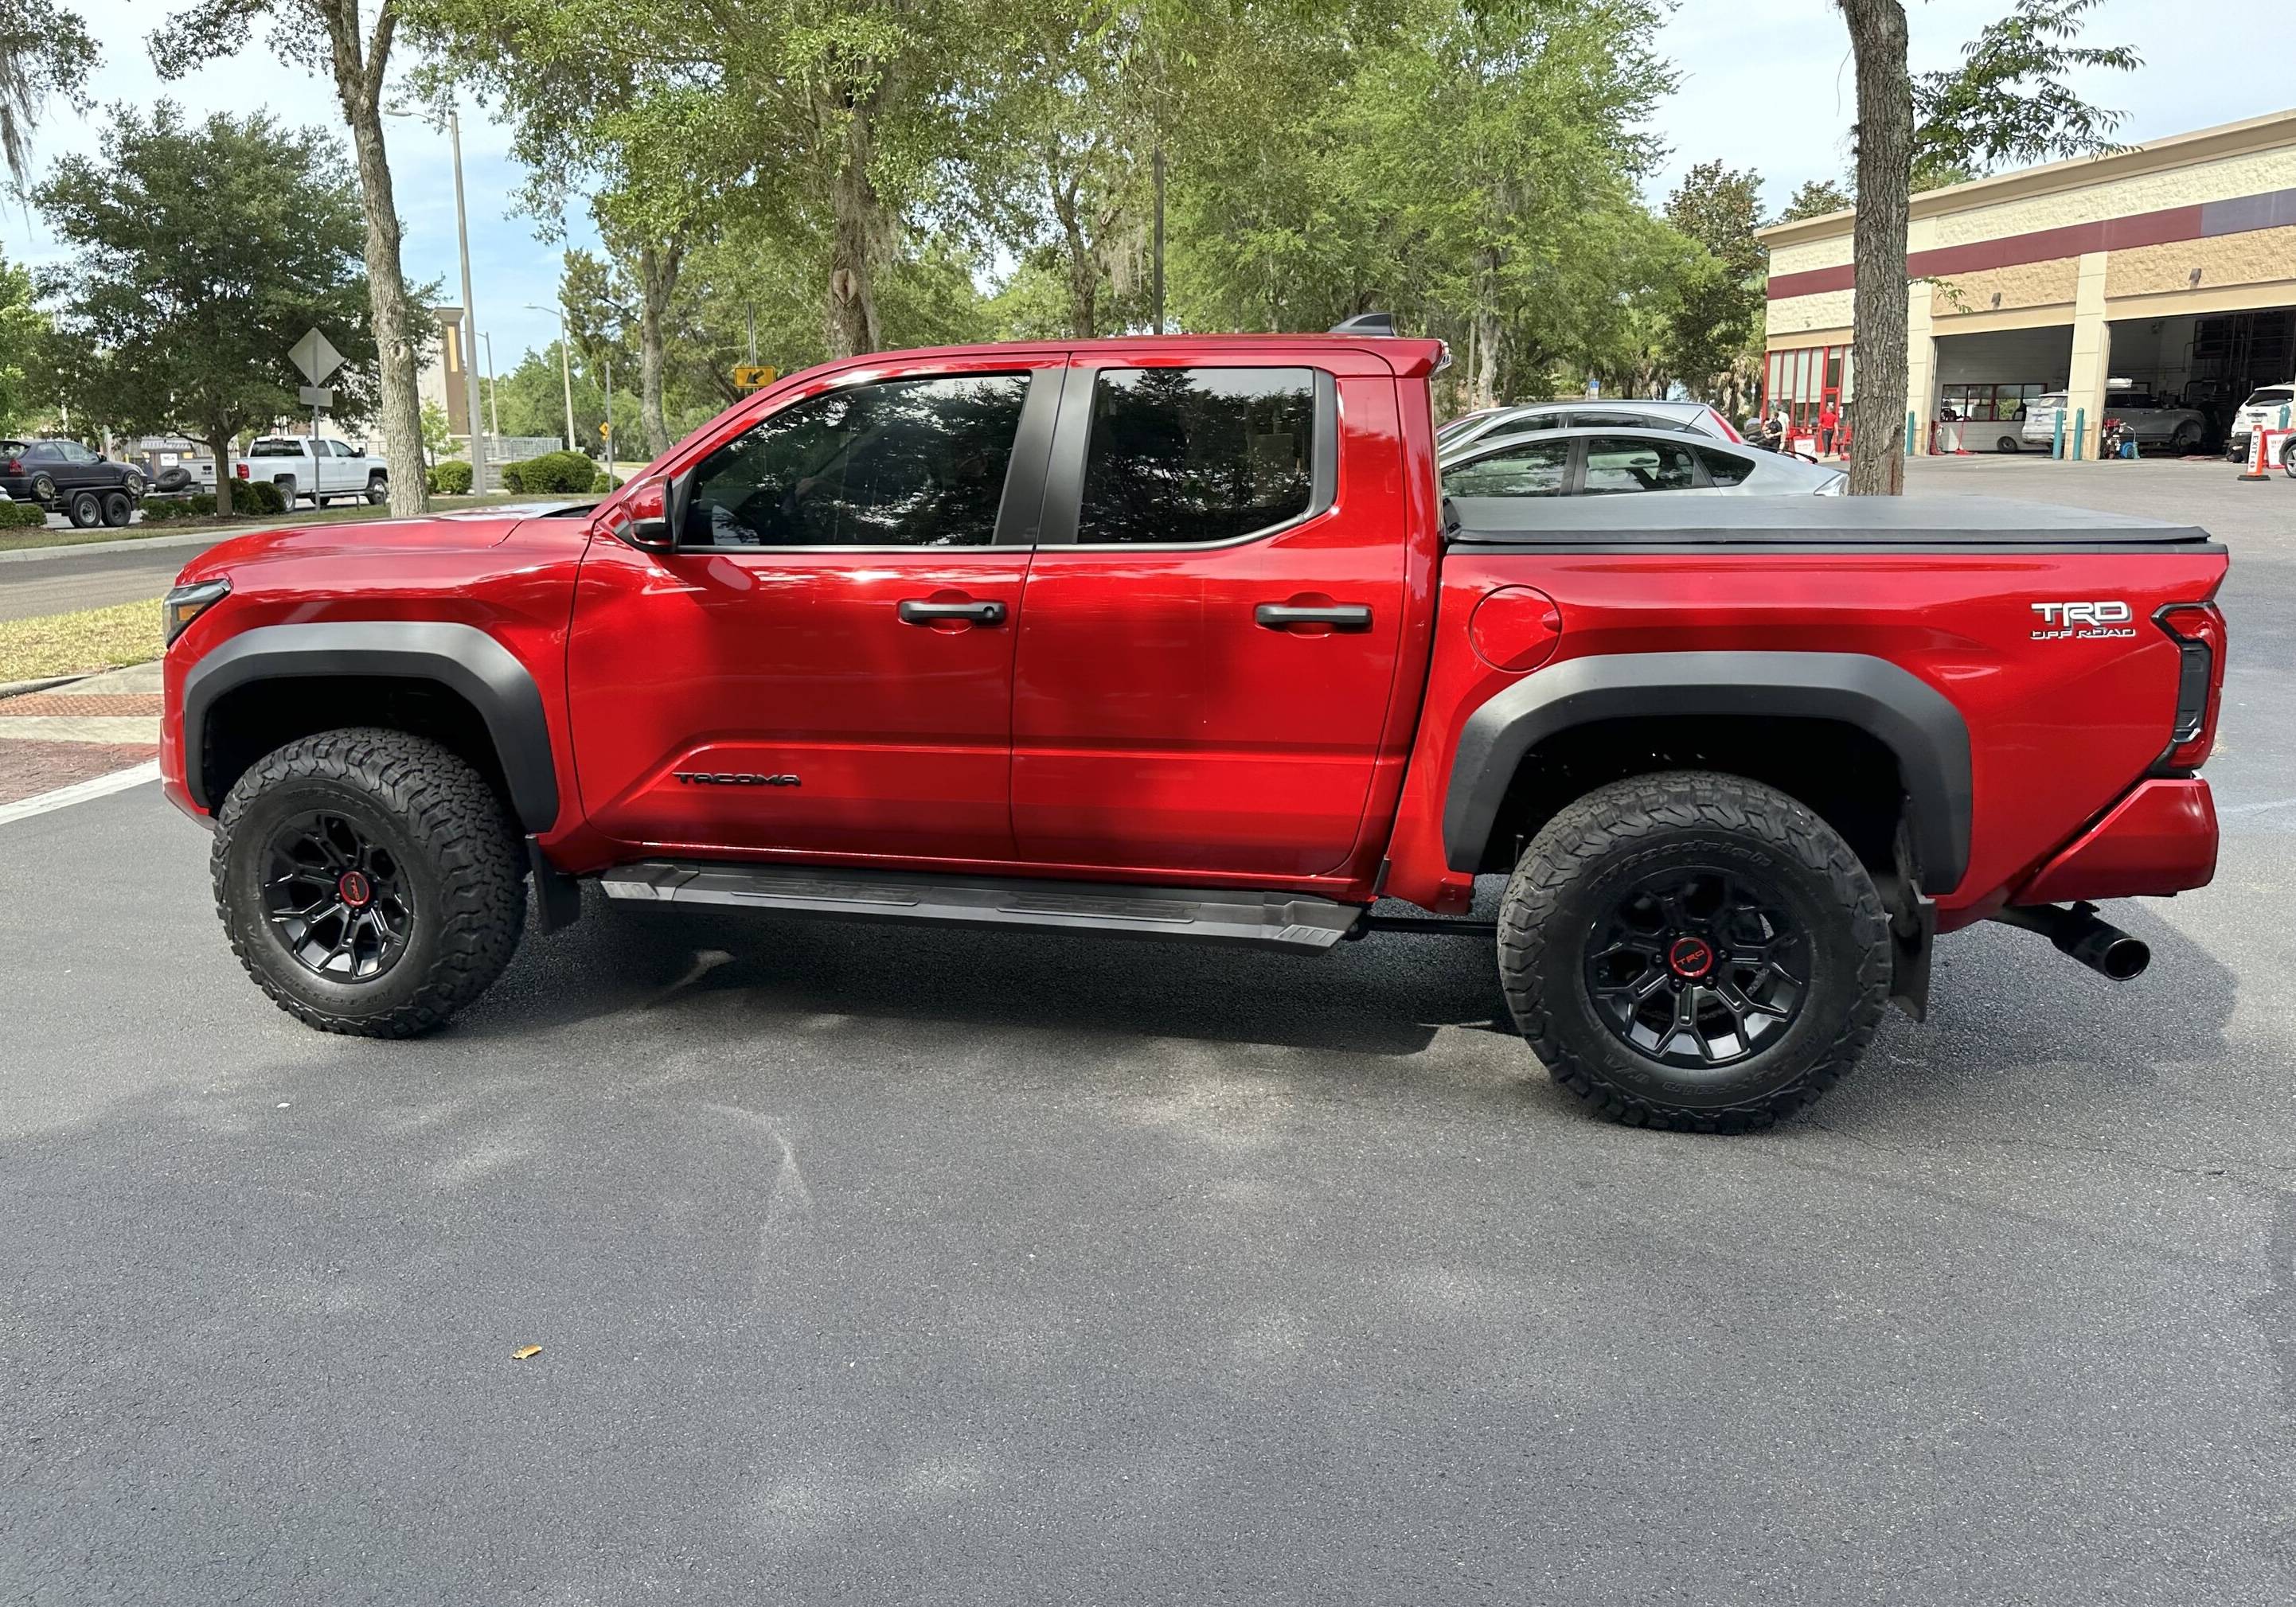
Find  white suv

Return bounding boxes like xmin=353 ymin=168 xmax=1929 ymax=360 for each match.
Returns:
xmin=2227 ymin=384 xmax=2296 ymax=467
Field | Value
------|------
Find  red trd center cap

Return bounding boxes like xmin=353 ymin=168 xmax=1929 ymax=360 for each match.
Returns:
xmin=1667 ymin=936 xmax=1714 ymax=979
xmin=338 ymin=870 xmax=373 ymax=908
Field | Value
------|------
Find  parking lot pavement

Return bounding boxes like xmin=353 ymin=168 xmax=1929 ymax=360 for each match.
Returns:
xmin=0 ymin=536 xmax=228 ymax=622
xmin=4 ymin=459 xmax=2294 ymax=1605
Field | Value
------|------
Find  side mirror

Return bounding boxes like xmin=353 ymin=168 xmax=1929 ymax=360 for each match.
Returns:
xmin=623 ymin=479 xmax=676 ymax=552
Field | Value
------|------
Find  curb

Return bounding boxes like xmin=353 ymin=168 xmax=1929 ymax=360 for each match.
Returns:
xmin=0 ymin=528 xmax=234 ymax=564
xmin=0 ymin=673 xmax=91 ymax=700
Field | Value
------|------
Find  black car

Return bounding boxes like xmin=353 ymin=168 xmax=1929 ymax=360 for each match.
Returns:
xmin=0 ymin=439 xmax=148 ymax=527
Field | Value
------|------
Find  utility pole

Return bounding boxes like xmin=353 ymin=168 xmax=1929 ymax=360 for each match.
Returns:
xmin=529 ymin=302 xmax=576 ymax=450
xmin=1151 ymin=146 xmax=1166 ymax=335
xmin=746 ymin=302 xmax=757 ymax=366
xmin=448 ymin=103 xmax=487 ymax=493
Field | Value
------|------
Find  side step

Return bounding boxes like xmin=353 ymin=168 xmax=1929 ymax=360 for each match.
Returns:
xmin=598 ymin=860 xmax=1363 ymax=950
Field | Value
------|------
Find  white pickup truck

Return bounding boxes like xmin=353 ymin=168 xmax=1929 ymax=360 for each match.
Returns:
xmin=197 ymin=435 xmax=389 ymax=506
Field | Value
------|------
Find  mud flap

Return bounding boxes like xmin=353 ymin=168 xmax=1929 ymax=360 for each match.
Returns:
xmin=1884 ymin=820 xmax=1934 ymax=1020
xmin=528 ymin=837 xmax=583 ymax=934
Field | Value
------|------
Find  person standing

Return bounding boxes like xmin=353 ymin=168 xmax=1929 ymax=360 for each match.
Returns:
xmin=1817 ymin=400 xmax=1841 ymax=458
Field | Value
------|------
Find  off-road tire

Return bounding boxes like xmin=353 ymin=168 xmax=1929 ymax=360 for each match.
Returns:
xmin=213 ymin=728 xmax=525 ymax=1037
xmin=66 ymin=490 xmax=101 ymax=528
xmin=1497 ymin=770 xmax=1892 ymax=1133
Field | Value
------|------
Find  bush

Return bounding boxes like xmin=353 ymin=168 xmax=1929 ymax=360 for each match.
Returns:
xmin=589 ymin=471 xmax=624 ymax=494
xmin=139 ymin=493 xmax=216 ymax=524
xmin=428 ymin=458 xmax=474 ymax=495
xmin=501 ymin=450 xmax=595 ymax=495
xmin=236 ymin=478 xmax=287 ymax=516
xmin=0 ymin=499 xmax=46 ymax=527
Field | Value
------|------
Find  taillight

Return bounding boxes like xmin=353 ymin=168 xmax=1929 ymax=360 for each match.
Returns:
xmin=235 ymin=462 xmax=249 ymax=479
xmin=2155 ymin=603 xmax=2226 ymax=771
xmin=3 ymin=458 xmax=17 ymax=474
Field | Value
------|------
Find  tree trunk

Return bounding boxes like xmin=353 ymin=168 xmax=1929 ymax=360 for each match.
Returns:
xmin=1838 ymin=0 xmax=1912 ymax=495
xmin=826 ymin=92 xmax=884 ymax=359
xmin=318 ymin=0 xmax=426 ymax=517
xmin=1470 ymin=308 xmax=1501 ymax=411
xmin=636 ymin=240 xmax=682 ymax=459
xmin=209 ymin=424 xmax=234 ymax=517
xmin=1051 ymin=177 xmax=1097 ymax=340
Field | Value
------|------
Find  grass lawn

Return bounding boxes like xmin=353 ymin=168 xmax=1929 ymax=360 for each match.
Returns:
xmin=0 ymin=491 xmax=545 ymax=555
xmin=0 ymin=598 xmax=165 ymax=682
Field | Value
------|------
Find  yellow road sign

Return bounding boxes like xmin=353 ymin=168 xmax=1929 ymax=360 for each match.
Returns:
xmin=734 ymin=365 xmax=778 ymax=392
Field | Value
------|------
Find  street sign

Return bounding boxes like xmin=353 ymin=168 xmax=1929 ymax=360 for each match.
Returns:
xmin=297 ymin=385 xmax=334 ymax=408
xmin=733 ymin=364 xmax=778 ymax=392
xmin=289 ymin=327 xmax=345 ymax=385
xmin=599 ymin=421 xmax=611 ymax=438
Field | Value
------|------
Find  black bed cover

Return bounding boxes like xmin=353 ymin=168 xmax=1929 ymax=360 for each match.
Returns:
xmin=1444 ymin=493 xmax=2221 ymax=552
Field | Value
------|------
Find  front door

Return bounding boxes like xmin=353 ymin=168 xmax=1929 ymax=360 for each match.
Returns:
xmin=1009 ymin=356 xmax=1412 ymax=880
xmin=566 ymin=357 xmax=1060 ymax=862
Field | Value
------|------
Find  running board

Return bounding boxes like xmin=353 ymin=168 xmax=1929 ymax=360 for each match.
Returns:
xmin=598 ymin=860 xmax=1362 ymax=950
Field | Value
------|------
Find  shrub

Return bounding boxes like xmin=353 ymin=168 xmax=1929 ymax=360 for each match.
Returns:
xmin=236 ymin=478 xmax=287 ymax=516
xmin=139 ymin=493 xmax=216 ymax=524
xmin=501 ymin=449 xmax=595 ymax=495
xmin=0 ymin=499 xmax=46 ymax=527
xmin=428 ymin=458 xmax=474 ymax=496
xmin=589 ymin=471 xmax=624 ymax=494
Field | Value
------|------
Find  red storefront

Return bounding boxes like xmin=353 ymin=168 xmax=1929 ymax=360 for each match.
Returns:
xmin=1760 ymin=343 xmax=1850 ymax=447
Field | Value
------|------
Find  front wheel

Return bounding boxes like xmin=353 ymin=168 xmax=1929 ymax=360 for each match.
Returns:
xmin=365 ymin=473 xmax=388 ymax=505
xmin=67 ymin=490 xmax=102 ymax=528
xmin=212 ymin=728 xmax=527 ymax=1036
xmin=1996 ymin=435 xmax=2020 ymax=454
xmin=1497 ymin=771 xmax=1892 ymax=1132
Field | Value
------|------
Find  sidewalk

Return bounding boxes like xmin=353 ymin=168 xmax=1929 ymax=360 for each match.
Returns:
xmin=0 ymin=660 xmax=162 ymax=805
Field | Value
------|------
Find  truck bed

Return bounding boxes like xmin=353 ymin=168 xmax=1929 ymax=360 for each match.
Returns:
xmin=1444 ymin=493 xmax=2223 ymax=552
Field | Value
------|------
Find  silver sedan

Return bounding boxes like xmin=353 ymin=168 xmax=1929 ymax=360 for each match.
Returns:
xmin=1440 ymin=427 xmax=1846 ymax=498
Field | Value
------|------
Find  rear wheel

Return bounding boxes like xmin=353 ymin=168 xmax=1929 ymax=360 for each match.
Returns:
xmin=28 ymin=471 xmax=55 ymax=504
xmin=2172 ymin=422 xmax=2201 ymax=454
xmin=1996 ymin=435 xmax=2020 ymax=453
xmin=365 ymin=472 xmax=388 ymax=505
xmin=1497 ymin=771 xmax=1891 ymax=1132
xmin=99 ymin=490 xmax=133 ymax=527
xmin=67 ymin=490 xmax=101 ymax=528
xmin=212 ymin=728 xmax=526 ymax=1037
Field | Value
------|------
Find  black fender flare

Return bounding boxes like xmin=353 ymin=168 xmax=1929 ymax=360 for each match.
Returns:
xmin=1442 ymin=650 xmax=1972 ymax=892
xmin=181 ymin=620 xmax=560 ymax=833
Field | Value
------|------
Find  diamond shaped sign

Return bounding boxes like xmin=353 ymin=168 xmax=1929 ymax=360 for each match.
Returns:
xmin=289 ymin=327 xmax=344 ymax=385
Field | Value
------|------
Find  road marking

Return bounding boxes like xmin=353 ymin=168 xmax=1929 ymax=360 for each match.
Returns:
xmin=0 ymin=759 xmax=159 ymax=825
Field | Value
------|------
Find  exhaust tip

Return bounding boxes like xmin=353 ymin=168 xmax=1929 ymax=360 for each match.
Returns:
xmin=2096 ymin=936 xmax=2150 ymax=981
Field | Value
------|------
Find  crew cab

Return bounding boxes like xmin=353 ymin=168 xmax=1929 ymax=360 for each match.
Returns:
xmin=156 ymin=326 xmax=2228 ymax=1132
xmin=219 ymin=435 xmax=390 ymax=508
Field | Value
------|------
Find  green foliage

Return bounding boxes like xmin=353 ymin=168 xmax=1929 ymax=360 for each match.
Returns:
xmin=428 ymin=458 xmax=474 ymax=494
xmin=29 ymin=100 xmax=374 ymax=515
xmin=0 ymin=0 xmax=100 ymax=182
xmin=589 ymin=470 xmax=623 ymax=493
xmin=421 ymin=399 xmax=461 ymax=460
xmin=500 ymin=450 xmax=595 ymax=493
xmin=136 ymin=493 xmax=216 ymax=523
xmin=0 ymin=497 xmax=45 ymax=527
xmin=1655 ymin=162 xmax=1766 ymax=402
xmin=1912 ymin=0 xmax=2138 ymax=192
xmin=1777 ymin=178 xmax=1853 ymax=222
xmin=0 ymin=252 xmax=44 ymax=431
xmin=236 ymin=477 xmax=287 ymax=514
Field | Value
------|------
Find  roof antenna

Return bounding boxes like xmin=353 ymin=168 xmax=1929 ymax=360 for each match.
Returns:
xmin=1329 ymin=312 xmax=1397 ymax=336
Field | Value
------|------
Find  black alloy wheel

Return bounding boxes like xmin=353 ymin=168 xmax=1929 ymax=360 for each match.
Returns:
xmin=262 ymin=809 xmax=415 ymax=981
xmin=1584 ymin=867 xmax=1805 ymax=1070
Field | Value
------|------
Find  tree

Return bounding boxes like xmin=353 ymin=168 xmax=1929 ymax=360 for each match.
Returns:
xmin=31 ymin=103 xmax=374 ymax=515
xmin=1835 ymin=0 xmax=1912 ymax=495
xmin=152 ymin=0 xmax=428 ymax=516
xmin=0 ymin=252 xmax=43 ymax=431
xmin=1661 ymin=162 xmax=1766 ymax=404
xmin=1777 ymin=177 xmax=1853 ymax=221
xmin=0 ymin=0 xmax=97 ymax=181
xmin=1912 ymin=0 xmax=2138 ymax=191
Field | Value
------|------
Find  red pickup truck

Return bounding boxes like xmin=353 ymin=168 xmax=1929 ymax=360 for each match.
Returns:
xmin=157 ymin=327 xmax=2227 ymax=1132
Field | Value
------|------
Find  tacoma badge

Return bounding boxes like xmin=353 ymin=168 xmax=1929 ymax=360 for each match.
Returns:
xmin=673 ymin=771 xmax=802 ymax=786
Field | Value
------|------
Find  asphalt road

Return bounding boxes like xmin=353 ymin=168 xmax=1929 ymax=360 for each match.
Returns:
xmin=0 ymin=533 xmax=233 ymax=622
xmin=4 ymin=454 xmax=2294 ymax=1603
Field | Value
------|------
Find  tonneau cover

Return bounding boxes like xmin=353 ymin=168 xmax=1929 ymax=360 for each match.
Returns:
xmin=1446 ymin=493 xmax=2219 ymax=551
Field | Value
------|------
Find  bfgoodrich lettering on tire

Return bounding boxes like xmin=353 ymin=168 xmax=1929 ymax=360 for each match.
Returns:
xmin=1497 ymin=770 xmax=1891 ymax=1132
xmin=212 ymin=727 xmax=526 ymax=1036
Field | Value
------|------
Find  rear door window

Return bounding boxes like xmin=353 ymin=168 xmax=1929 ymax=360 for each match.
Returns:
xmin=1582 ymin=437 xmax=1703 ymax=494
xmin=1442 ymin=439 xmax=1569 ymax=497
xmin=1695 ymin=447 xmax=1756 ymax=486
xmin=1076 ymin=367 xmax=1317 ymax=544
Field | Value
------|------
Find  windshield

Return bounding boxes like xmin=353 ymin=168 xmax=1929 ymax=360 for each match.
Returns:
xmin=250 ymin=438 xmax=307 ymax=455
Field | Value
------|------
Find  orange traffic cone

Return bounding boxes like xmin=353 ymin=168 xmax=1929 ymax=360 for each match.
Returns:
xmin=2238 ymin=426 xmax=2271 ymax=482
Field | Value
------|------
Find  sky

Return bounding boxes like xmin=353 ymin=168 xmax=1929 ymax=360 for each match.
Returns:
xmin=2 ymin=0 xmax=2289 ymax=373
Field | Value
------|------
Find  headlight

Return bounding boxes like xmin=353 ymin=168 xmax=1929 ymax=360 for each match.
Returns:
xmin=1814 ymin=474 xmax=1848 ymax=496
xmin=162 ymin=578 xmax=229 ymax=645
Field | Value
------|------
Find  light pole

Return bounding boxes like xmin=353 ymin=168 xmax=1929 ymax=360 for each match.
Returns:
xmin=385 ymin=99 xmax=488 ymax=492
xmin=526 ymin=302 xmax=577 ymax=451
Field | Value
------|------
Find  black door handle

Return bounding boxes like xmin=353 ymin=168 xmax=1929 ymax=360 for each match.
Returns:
xmin=898 ymin=599 xmax=1005 ymax=626
xmin=1255 ymin=603 xmax=1373 ymax=631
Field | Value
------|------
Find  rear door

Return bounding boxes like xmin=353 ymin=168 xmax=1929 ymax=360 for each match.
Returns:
xmin=1008 ymin=353 xmax=1412 ymax=878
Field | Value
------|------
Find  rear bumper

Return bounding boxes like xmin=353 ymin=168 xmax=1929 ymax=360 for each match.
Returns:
xmin=2015 ymin=778 xmax=2217 ymax=905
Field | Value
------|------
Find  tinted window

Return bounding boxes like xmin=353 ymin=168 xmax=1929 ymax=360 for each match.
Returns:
xmin=1442 ymin=439 xmax=1569 ymax=497
xmin=252 ymin=438 xmax=306 ymax=456
xmin=2110 ymin=394 xmax=2157 ymax=410
xmin=1572 ymin=410 xmax=1688 ymax=432
xmin=1582 ymin=437 xmax=1701 ymax=494
xmin=1076 ymin=367 xmax=1315 ymax=545
xmin=2247 ymin=388 xmax=2293 ymax=407
xmin=1696 ymin=447 xmax=1755 ymax=486
xmin=23 ymin=443 xmax=58 ymax=461
xmin=684 ymin=373 xmax=1029 ymax=548
xmin=60 ymin=442 xmax=96 ymax=462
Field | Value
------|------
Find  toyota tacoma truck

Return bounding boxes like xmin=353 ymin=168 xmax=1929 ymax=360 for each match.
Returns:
xmin=156 ymin=326 xmax=2228 ymax=1132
